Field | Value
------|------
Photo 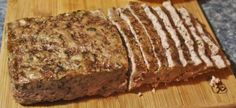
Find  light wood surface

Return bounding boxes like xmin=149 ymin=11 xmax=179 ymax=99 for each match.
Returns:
xmin=1 ymin=0 xmax=236 ymax=107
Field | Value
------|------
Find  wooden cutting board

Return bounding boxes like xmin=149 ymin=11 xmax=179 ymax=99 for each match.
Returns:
xmin=1 ymin=0 xmax=236 ymax=107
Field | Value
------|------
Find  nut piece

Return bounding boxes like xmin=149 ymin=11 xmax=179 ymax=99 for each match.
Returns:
xmin=209 ymin=76 xmax=220 ymax=87
xmin=152 ymin=88 xmax=156 ymax=93
xmin=137 ymin=92 xmax=142 ymax=97
xmin=19 ymin=19 xmax=27 ymax=26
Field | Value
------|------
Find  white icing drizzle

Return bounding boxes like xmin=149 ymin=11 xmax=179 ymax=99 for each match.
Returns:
xmin=118 ymin=8 xmax=150 ymax=69
xmin=195 ymin=20 xmax=227 ymax=68
xmin=178 ymin=8 xmax=213 ymax=67
xmin=128 ymin=5 xmax=161 ymax=70
xmin=163 ymin=1 xmax=202 ymax=66
xmin=212 ymin=55 xmax=226 ymax=69
xmin=108 ymin=9 xmax=136 ymax=89
xmin=142 ymin=5 xmax=175 ymax=67
xmin=154 ymin=7 xmax=187 ymax=67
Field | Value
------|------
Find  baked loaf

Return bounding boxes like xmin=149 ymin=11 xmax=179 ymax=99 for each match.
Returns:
xmin=7 ymin=1 xmax=231 ymax=104
xmin=7 ymin=10 xmax=128 ymax=104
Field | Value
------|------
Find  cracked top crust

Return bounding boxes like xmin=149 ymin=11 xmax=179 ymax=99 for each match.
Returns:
xmin=7 ymin=10 xmax=128 ymax=84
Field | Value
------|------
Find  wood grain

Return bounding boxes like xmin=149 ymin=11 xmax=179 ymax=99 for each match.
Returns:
xmin=1 ymin=0 xmax=236 ymax=107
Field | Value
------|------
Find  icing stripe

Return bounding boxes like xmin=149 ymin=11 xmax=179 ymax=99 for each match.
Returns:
xmin=212 ymin=55 xmax=226 ymax=69
xmin=178 ymin=8 xmax=213 ymax=67
xmin=128 ymin=5 xmax=161 ymax=70
xmin=118 ymin=8 xmax=150 ymax=69
xmin=154 ymin=7 xmax=187 ymax=67
xmin=143 ymin=5 xmax=175 ymax=67
xmin=162 ymin=1 xmax=202 ymax=66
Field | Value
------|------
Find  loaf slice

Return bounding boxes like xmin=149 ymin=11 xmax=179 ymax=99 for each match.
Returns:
xmin=7 ymin=10 xmax=128 ymax=104
xmin=177 ymin=7 xmax=230 ymax=71
xmin=118 ymin=7 xmax=162 ymax=89
xmin=119 ymin=7 xmax=159 ymax=73
xmin=177 ymin=7 xmax=216 ymax=78
xmin=108 ymin=8 xmax=149 ymax=90
xmin=127 ymin=2 xmax=166 ymax=85
xmin=154 ymin=6 xmax=188 ymax=68
xmin=142 ymin=4 xmax=184 ymax=82
xmin=152 ymin=6 xmax=194 ymax=81
xmin=162 ymin=1 xmax=206 ymax=79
